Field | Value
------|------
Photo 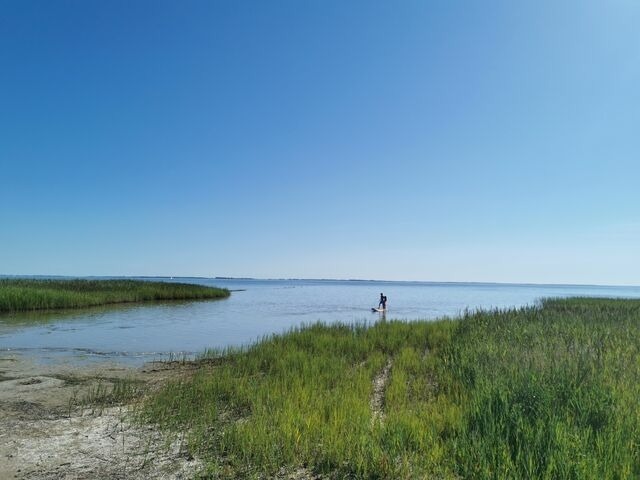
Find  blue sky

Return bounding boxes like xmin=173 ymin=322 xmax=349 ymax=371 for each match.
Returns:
xmin=1 ymin=1 xmax=639 ymax=285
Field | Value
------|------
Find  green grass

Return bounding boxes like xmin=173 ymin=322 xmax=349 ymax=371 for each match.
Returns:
xmin=79 ymin=377 xmax=145 ymax=407
xmin=141 ymin=297 xmax=640 ymax=479
xmin=0 ymin=279 xmax=230 ymax=313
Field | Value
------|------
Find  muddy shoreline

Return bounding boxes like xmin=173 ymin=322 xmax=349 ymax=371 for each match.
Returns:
xmin=0 ymin=354 xmax=201 ymax=479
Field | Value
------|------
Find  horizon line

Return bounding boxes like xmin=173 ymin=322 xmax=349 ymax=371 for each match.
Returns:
xmin=1 ymin=273 xmax=639 ymax=290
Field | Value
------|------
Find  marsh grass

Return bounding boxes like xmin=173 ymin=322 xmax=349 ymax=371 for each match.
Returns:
xmin=80 ymin=378 xmax=144 ymax=407
xmin=0 ymin=279 xmax=230 ymax=313
xmin=142 ymin=298 xmax=640 ymax=479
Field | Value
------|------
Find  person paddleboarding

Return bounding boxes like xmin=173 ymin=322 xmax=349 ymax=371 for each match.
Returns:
xmin=373 ymin=293 xmax=387 ymax=311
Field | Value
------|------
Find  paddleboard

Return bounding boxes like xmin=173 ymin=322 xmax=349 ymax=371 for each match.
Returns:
xmin=371 ymin=307 xmax=386 ymax=313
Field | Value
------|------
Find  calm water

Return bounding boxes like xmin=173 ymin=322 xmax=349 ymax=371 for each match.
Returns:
xmin=2 ymin=278 xmax=640 ymax=366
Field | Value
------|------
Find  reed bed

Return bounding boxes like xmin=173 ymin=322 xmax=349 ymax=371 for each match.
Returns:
xmin=142 ymin=298 xmax=640 ymax=479
xmin=0 ymin=279 xmax=230 ymax=313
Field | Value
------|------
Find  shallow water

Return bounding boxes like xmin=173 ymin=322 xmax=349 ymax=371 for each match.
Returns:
xmin=1 ymin=278 xmax=640 ymax=366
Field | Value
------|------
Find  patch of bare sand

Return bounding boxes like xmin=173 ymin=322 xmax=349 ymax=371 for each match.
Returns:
xmin=370 ymin=358 xmax=393 ymax=424
xmin=0 ymin=355 xmax=202 ymax=479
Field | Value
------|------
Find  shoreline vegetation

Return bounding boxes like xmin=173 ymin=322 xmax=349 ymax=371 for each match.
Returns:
xmin=0 ymin=279 xmax=230 ymax=313
xmin=138 ymin=297 xmax=640 ymax=479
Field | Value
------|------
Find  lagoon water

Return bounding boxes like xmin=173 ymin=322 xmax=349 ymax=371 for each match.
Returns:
xmin=2 ymin=278 xmax=640 ymax=366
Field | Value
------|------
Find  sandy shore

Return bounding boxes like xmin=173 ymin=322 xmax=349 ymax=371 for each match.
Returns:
xmin=0 ymin=354 xmax=202 ymax=479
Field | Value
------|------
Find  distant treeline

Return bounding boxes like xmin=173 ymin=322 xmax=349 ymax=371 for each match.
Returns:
xmin=0 ymin=279 xmax=230 ymax=313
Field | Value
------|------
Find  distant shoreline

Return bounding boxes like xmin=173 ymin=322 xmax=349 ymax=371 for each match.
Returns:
xmin=1 ymin=274 xmax=638 ymax=289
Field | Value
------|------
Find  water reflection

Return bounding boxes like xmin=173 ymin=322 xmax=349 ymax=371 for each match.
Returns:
xmin=0 ymin=299 xmax=216 ymax=328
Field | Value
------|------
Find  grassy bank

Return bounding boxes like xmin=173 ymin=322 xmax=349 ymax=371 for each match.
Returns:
xmin=0 ymin=279 xmax=230 ymax=313
xmin=141 ymin=297 xmax=640 ymax=479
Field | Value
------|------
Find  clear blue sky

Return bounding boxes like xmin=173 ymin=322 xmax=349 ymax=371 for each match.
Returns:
xmin=1 ymin=1 xmax=639 ymax=285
